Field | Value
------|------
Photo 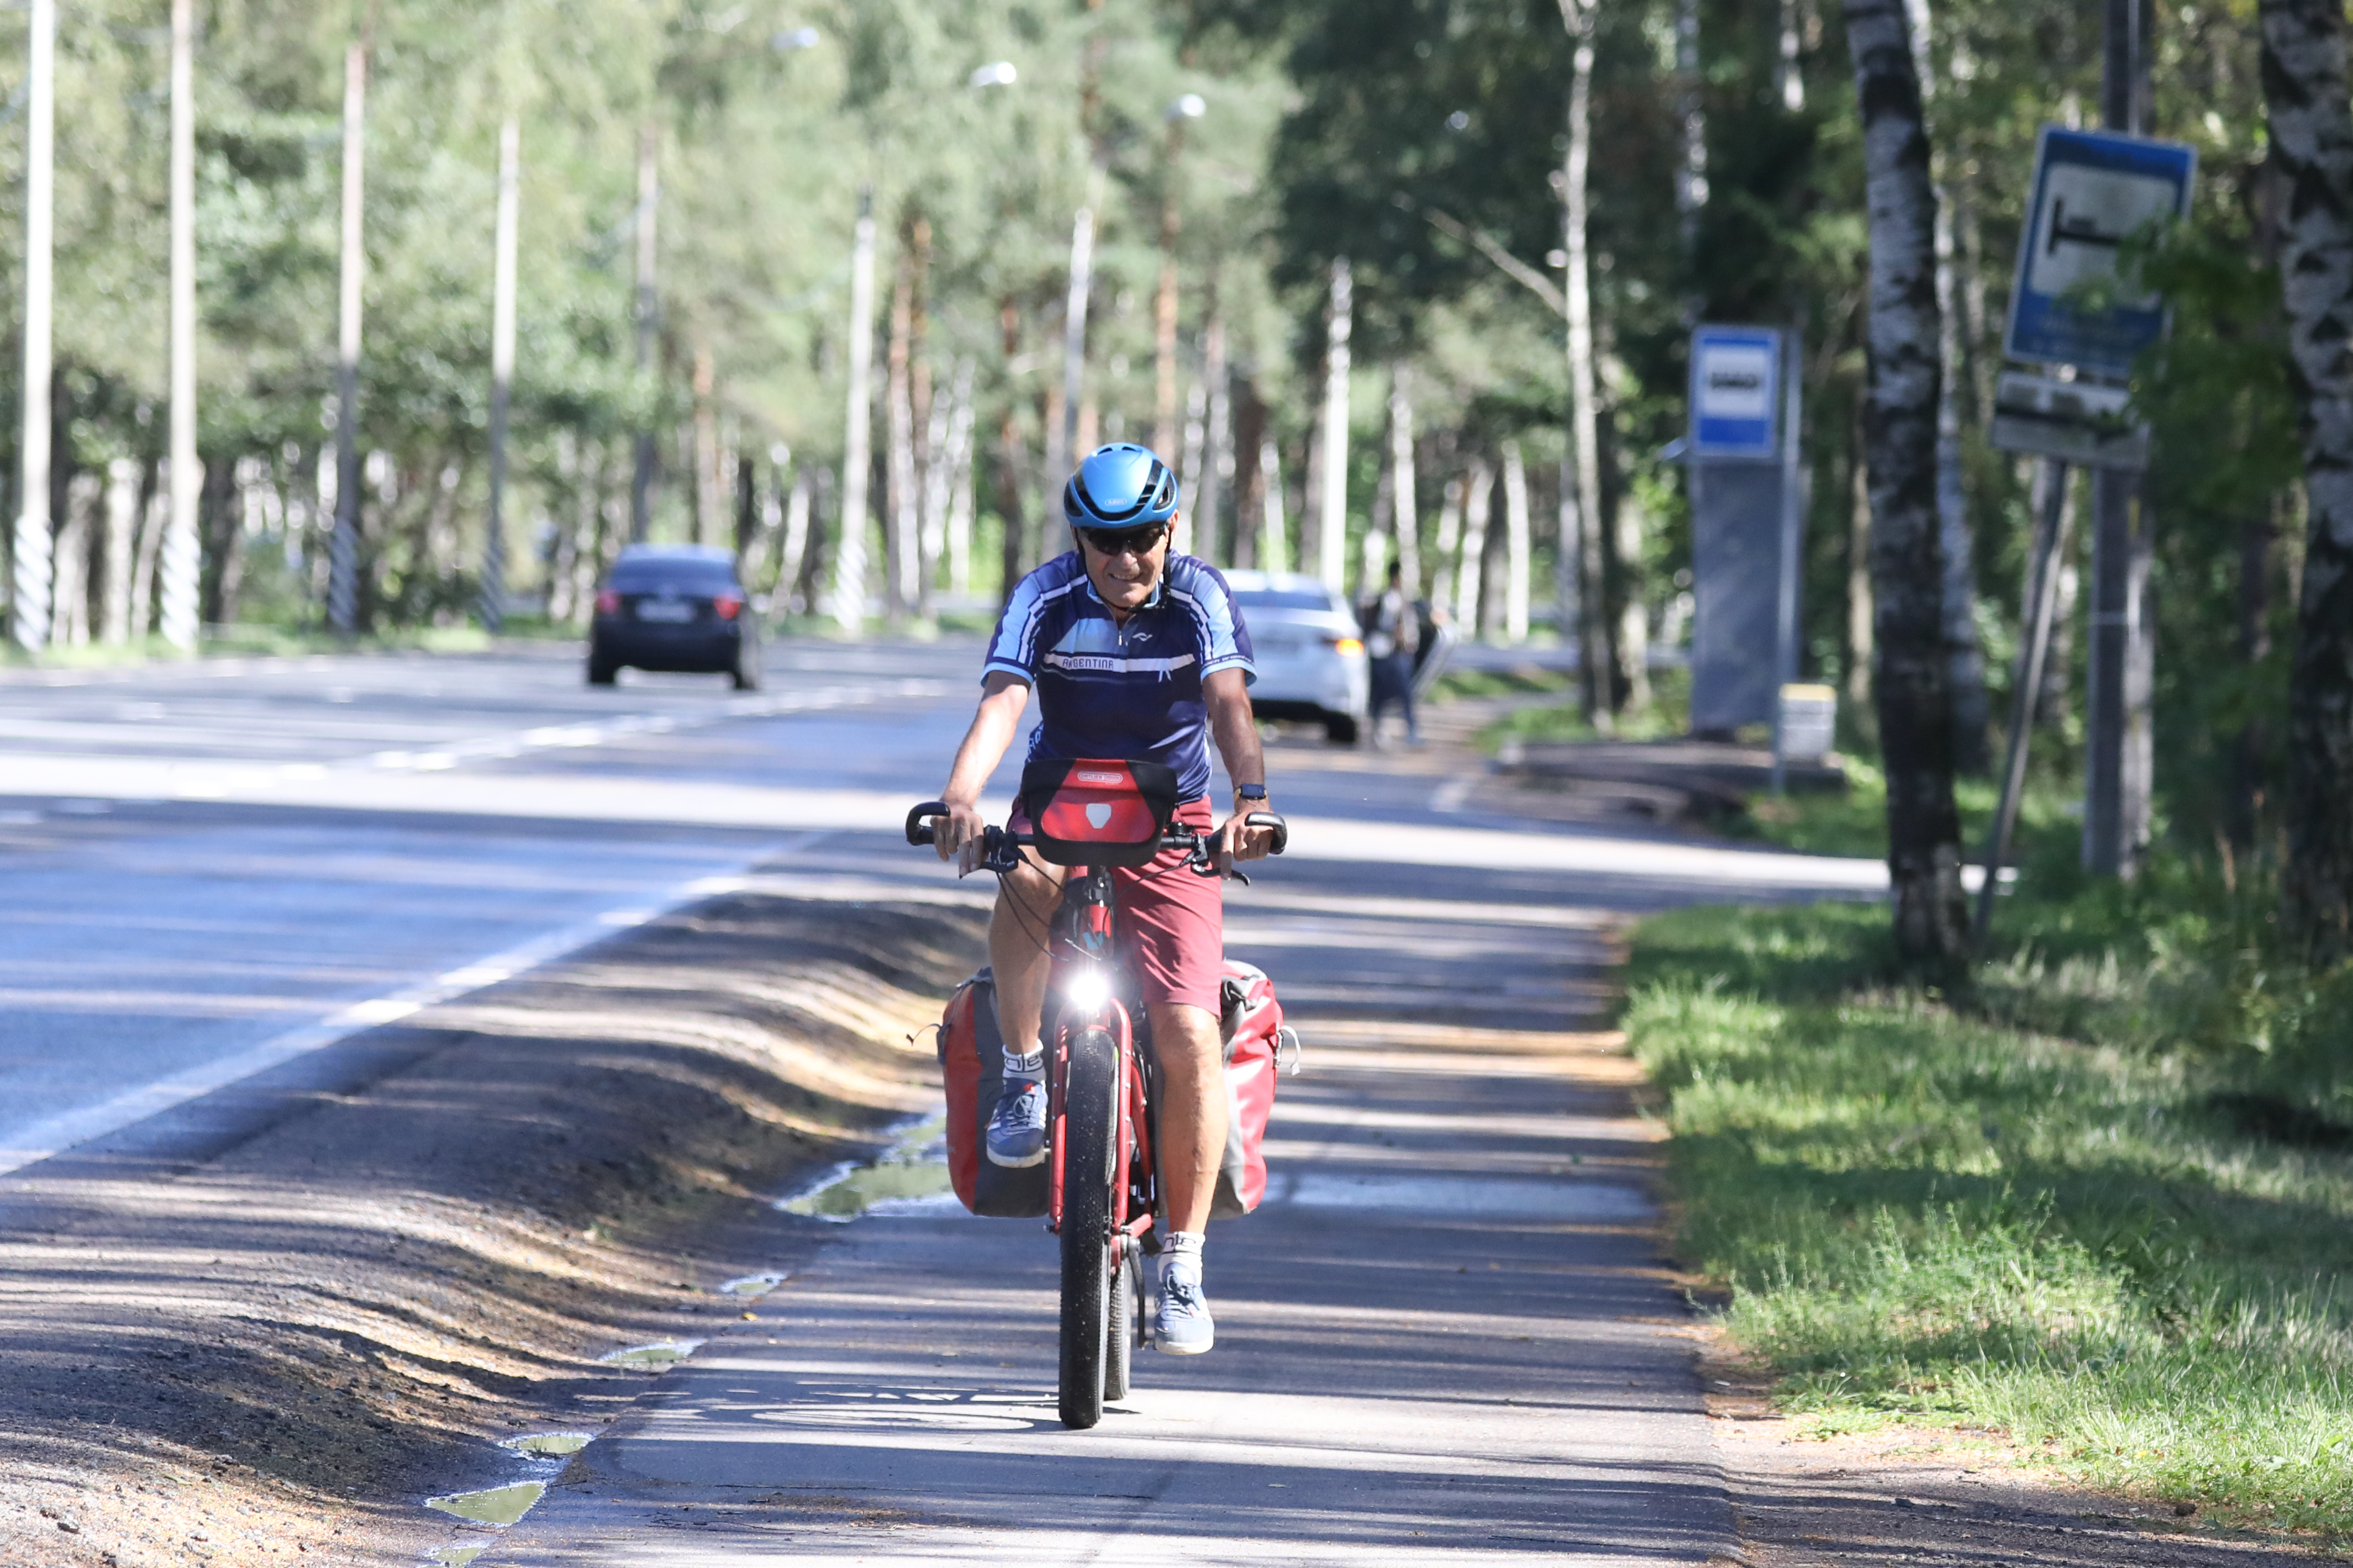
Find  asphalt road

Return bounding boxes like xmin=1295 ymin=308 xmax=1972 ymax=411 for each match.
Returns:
xmin=0 ymin=637 xmax=1877 ymax=1564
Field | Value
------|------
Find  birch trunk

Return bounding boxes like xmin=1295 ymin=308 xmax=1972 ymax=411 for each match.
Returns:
xmin=1502 ymin=439 xmax=1531 ymax=642
xmin=693 ymin=342 xmax=721 ymax=548
xmin=1905 ymin=0 xmax=1990 ymax=774
xmin=1318 ymin=257 xmax=1353 ymax=590
xmin=1555 ymin=0 xmax=1610 ymax=717
xmin=1847 ymin=0 xmax=1969 ymax=965
xmin=2263 ymin=0 xmax=2353 ymax=960
xmin=834 ymin=192 xmax=876 ymax=633
xmin=101 ymin=457 xmax=137 ymax=643
xmin=1260 ymin=436 xmax=1288 ymax=573
xmin=1432 ymin=468 xmax=1464 ymax=620
xmin=780 ymin=461 xmax=812 ymax=613
xmin=1388 ymin=369 xmax=1420 ymax=595
xmin=130 ymin=453 xmax=164 ymax=640
xmin=885 ymin=233 xmax=918 ymax=621
xmin=1456 ymin=457 xmax=1493 ymax=637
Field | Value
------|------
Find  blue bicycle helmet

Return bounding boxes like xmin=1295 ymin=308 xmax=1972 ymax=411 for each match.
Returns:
xmin=1064 ymin=443 xmax=1179 ymax=530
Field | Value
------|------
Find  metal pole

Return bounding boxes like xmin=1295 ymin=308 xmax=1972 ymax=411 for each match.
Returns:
xmin=160 ymin=0 xmax=200 ymax=653
xmin=1769 ymin=326 xmax=1804 ymax=795
xmin=327 ymin=40 xmax=366 ymax=637
xmin=10 ymin=0 xmax=54 ymax=654
xmin=1976 ymin=459 xmax=2073 ymax=939
xmin=630 ymin=124 xmax=659 ymax=543
xmin=481 ymin=118 xmax=519 ymax=633
xmin=832 ymin=186 xmax=876 ymax=633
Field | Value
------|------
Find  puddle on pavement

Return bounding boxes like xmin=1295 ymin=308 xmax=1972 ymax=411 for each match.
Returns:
xmin=778 ymin=1116 xmax=958 ymax=1222
xmin=499 ymin=1431 xmax=594 ymax=1456
xmin=720 ymin=1270 xmax=787 ymax=1297
xmin=427 ymin=1545 xmax=491 ymax=1566
xmin=600 ymin=1339 xmax=703 ymax=1368
xmin=425 ymin=1480 xmax=545 ymax=1527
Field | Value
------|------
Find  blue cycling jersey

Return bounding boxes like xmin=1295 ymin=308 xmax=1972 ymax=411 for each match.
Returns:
xmin=983 ymin=552 xmax=1256 ymax=802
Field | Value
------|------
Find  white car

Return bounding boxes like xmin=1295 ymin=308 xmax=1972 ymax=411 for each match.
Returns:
xmin=1224 ymin=571 xmax=1371 ymax=744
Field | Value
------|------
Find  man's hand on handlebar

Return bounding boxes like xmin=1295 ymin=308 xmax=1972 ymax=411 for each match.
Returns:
xmin=930 ymin=798 xmax=991 ymax=876
xmin=1215 ymin=793 xmax=1280 ymax=874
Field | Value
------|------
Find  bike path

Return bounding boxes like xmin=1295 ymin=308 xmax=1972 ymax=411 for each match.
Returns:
xmin=485 ymin=875 xmax=1737 ymax=1565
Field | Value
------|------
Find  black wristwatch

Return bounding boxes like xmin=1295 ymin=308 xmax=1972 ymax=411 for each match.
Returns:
xmin=1236 ymin=783 xmax=1268 ymax=801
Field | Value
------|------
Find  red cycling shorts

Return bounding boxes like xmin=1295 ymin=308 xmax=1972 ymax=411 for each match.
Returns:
xmin=1006 ymin=795 xmax=1225 ymax=1015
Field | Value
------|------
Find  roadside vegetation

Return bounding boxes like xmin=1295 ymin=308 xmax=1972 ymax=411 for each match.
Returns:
xmin=1629 ymin=792 xmax=2353 ymax=1539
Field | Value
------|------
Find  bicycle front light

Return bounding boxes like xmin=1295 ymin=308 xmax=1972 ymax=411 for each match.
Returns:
xmin=1063 ymin=967 xmax=1111 ymax=1012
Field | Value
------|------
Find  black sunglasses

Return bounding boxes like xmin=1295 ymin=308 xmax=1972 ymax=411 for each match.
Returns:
xmin=1077 ymin=521 xmax=1170 ymax=557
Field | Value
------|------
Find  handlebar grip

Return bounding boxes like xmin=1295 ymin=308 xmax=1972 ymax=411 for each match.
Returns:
xmin=906 ymin=801 xmax=950 ymax=847
xmin=1245 ymin=811 xmax=1289 ymax=856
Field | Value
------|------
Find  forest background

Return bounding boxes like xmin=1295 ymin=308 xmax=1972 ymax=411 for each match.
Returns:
xmin=0 ymin=0 xmax=2304 ymax=884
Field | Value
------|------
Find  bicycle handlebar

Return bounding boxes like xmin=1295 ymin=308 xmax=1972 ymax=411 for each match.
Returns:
xmin=904 ymin=801 xmax=1288 ymax=863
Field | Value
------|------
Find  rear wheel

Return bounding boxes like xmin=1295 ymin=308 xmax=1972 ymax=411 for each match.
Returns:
xmin=1104 ymin=1241 xmax=1140 ymax=1402
xmin=587 ymin=647 xmax=619 ymax=686
xmin=1057 ymin=1025 xmax=1118 ymax=1430
xmin=1324 ymin=713 xmax=1360 ymax=745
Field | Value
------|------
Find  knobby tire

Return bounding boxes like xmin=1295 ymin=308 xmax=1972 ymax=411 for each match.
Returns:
xmin=1058 ymin=1026 xmax=1118 ymax=1429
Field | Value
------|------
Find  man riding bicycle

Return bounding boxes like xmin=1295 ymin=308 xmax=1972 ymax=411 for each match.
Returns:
xmin=930 ymin=442 xmax=1276 ymax=1356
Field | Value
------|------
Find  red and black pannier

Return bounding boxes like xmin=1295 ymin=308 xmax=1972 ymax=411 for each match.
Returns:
xmin=936 ymin=960 xmax=1298 ymax=1221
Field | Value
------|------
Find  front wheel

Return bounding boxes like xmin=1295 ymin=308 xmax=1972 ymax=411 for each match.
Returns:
xmin=1057 ymin=1025 xmax=1118 ymax=1430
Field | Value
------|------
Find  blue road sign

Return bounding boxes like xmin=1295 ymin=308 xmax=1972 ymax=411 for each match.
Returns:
xmin=1689 ymin=326 xmax=1782 ymax=461
xmin=2005 ymin=126 xmax=2197 ymax=377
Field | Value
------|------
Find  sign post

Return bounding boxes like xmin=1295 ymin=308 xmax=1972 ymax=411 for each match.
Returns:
xmin=1984 ymin=124 xmax=2194 ymax=901
xmin=1685 ymin=325 xmax=1803 ymax=752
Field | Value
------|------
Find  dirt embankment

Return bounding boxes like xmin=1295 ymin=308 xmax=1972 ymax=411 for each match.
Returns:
xmin=0 ymin=892 xmax=985 ymax=1567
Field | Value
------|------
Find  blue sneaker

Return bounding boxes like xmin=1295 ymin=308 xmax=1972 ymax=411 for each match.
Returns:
xmin=1154 ymin=1260 xmax=1215 ymax=1354
xmin=986 ymin=1072 xmax=1048 ymax=1168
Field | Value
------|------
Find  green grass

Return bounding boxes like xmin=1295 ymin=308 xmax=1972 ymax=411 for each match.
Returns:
xmin=1466 ymin=667 xmax=1693 ymax=749
xmin=1629 ymin=889 xmax=2353 ymax=1540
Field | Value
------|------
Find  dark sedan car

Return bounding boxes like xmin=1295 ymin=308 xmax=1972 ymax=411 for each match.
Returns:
xmin=587 ymin=545 xmax=761 ymax=689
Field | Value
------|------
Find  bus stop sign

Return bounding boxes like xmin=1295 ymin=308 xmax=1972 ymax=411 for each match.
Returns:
xmin=2005 ymin=126 xmax=2196 ymax=378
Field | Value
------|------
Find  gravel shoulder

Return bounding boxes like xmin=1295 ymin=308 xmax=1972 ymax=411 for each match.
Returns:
xmin=0 ymin=888 xmax=986 ymax=1567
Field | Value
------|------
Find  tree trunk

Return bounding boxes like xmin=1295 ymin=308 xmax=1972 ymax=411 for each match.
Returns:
xmin=1388 ymin=368 xmax=1420 ymax=595
xmin=693 ymin=341 xmax=722 ymax=548
xmin=1201 ymin=312 xmax=1231 ymax=563
xmin=2230 ymin=500 xmax=2276 ymax=851
xmin=1457 ymin=456 xmax=1493 ymax=638
xmin=1906 ymin=0 xmax=1991 ymax=774
xmin=1233 ymin=381 xmax=1266 ymax=572
xmin=1612 ymin=469 xmax=1652 ymax=710
xmin=2265 ymin=0 xmax=2353 ymax=960
xmin=1845 ymin=414 xmax=1873 ymax=707
xmin=101 ymin=457 xmax=136 ymax=644
xmin=1554 ymin=0 xmax=1611 ymax=719
xmin=1846 ymin=0 xmax=1968 ymax=966
xmin=1502 ymin=439 xmax=1531 ymax=642
xmin=886 ymin=225 xmax=918 ymax=622
xmin=834 ymin=189 xmax=877 ymax=633
xmin=1260 ymin=432 xmax=1289 ymax=572
xmin=1318 ymin=257 xmax=1353 ymax=590
xmin=1432 ymin=463 xmax=1464 ymax=621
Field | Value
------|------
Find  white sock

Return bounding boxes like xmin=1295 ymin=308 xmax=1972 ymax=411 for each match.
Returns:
xmin=1161 ymin=1230 xmax=1204 ymax=1288
xmin=1003 ymin=1048 xmax=1044 ymax=1080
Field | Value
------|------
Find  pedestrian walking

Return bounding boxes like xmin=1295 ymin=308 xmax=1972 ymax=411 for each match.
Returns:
xmin=1364 ymin=561 xmax=1422 ymax=747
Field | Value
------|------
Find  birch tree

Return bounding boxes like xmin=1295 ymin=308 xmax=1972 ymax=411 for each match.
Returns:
xmin=1846 ymin=0 xmax=1968 ymax=965
xmin=2263 ymin=0 xmax=2353 ymax=962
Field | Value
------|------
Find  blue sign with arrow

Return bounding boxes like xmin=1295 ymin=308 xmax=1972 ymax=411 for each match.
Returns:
xmin=2004 ymin=126 xmax=2197 ymax=378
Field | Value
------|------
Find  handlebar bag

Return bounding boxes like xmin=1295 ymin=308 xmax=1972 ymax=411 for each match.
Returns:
xmin=936 ymin=967 xmax=1050 ymax=1218
xmin=1020 ymin=757 xmax=1181 ymax=868
xmin=1210 ymin=959 xmax=1288 ymax=1218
